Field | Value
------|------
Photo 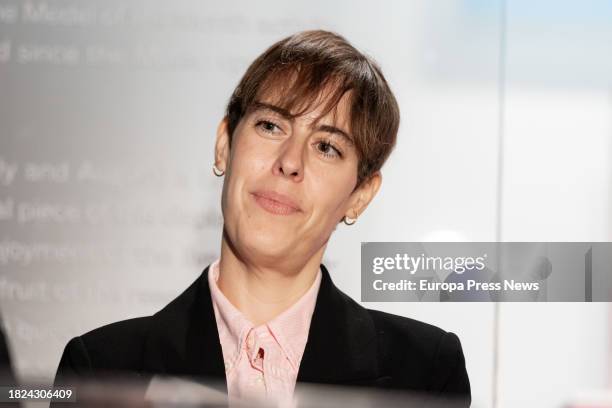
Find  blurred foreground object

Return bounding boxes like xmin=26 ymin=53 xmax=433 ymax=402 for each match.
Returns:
xmin=48 ymin=374 xmax=474 ymax=407
xmin=0 ymin=326 xmax=15 ymax=386
xmin=0 ymin=324 xmax=18 ymax=408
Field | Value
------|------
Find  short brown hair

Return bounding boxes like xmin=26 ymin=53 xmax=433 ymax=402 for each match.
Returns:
xmin=225 ymin=30 xmax=400 ymax=188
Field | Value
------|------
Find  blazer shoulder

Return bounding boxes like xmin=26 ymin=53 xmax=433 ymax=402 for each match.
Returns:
xmin=82 ymin=316 xmax=152 ymax=367
xmin=367 ymin=308 xmax=450 ymax=349
xmin=55 ymin=269 xmax=208 ymax=380
xmin=365 ymin=308 xmax=470 ymax=398
xmin=333 ymin=289 xmax=452 ymax=356
xmin=57 ymin=316 xmax=153 ymax=378
xmin=327 ymin=281 xmax=451 ymax=350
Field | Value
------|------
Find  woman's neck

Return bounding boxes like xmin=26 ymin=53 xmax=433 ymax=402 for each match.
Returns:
xmin=216 ymin=239 xmax=324 ymax=326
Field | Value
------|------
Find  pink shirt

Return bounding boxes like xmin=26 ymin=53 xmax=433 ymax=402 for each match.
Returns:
xmin=208 ymin=259 xmax=322 ymax=406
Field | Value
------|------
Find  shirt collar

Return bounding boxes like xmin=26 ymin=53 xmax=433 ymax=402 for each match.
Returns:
xmin=208 ymin=258 xmax=322 ymax=371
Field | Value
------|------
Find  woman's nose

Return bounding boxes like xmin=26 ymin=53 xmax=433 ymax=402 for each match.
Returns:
xmin=272 ymin=137 xmax=305 ymax=182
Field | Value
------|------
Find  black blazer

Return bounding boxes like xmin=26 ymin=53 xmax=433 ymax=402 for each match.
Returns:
xmin=54 ymin=264 xmax=471 ymax=406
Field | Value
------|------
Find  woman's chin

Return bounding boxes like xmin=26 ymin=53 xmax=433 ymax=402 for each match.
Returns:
xmin=226 ymin=212 xmax=310 ymax=262
xmin=245 ymin=248 xmax=296 ymax=268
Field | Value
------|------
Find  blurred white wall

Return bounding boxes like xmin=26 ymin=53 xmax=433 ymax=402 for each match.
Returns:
xmin=498 ymin=1 xmax=612 ymax=406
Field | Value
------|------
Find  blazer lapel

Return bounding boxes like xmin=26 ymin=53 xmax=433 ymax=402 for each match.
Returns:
xmin=297 ymin=264 xmax=381 ymax=385
xmin=142 ymin=265 xmax=228 ymax=392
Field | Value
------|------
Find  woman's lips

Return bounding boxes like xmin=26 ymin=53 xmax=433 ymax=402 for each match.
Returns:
xmin=251 ymin=191 xmax=301 ymax=216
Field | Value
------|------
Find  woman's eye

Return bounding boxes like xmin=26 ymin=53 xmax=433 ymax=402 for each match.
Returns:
xmin=256 ymin=120 xmax=282 ymax=134
xmin=315 ymin=140 xmax=342 ymax=159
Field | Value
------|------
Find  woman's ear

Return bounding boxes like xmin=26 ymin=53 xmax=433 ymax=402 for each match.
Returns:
xmin=345 ymin=171 xmax=382 ymax=219
xmin=214 ymin=117 xmax=231 ymax=171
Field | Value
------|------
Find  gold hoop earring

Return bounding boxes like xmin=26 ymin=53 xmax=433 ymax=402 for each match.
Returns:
xmin=212 ymin=164 xmax=224 ymax=177
xmin=343 ymin=215 xmax=357 ymax=226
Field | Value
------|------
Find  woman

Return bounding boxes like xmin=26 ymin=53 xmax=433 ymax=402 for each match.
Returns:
xmin=54 ymin=30 xmax=471 ymax=407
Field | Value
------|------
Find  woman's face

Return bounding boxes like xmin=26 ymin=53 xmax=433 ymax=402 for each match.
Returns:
xmin=215 ymin=90 xmax=380 ymax=272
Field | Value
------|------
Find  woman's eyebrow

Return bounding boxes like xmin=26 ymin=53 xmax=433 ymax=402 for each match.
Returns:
xmin=252 ymin=100 xmax=354 ymax=145
xmin=252 ymin=101 xmax=294 ymax=119
xmin=317 ymin=124 xmax=354 ymax=146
